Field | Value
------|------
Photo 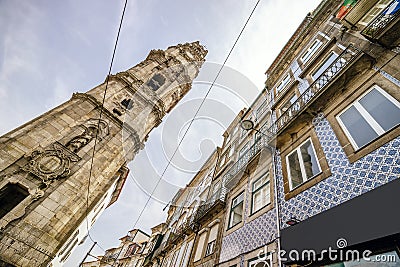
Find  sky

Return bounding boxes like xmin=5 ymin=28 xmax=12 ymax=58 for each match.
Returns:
xmin=0 ymin=0 xmax=321 ymax=265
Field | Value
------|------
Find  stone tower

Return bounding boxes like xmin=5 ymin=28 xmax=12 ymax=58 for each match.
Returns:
xmin=0 ymin=41 xmax=207 ymax=266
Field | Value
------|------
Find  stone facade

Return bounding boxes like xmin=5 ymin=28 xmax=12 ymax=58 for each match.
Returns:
xmin=0 ymin=42 xmax=207 ymax=267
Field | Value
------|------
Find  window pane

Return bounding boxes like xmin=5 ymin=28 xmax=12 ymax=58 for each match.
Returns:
xmin=288 ymin=151 xmax=303 ymax=188
xmin=300 ymin=140 xmax=321 ymax=179
xmin=312 ymin=52 xmax=338 ymax=80
xmin=252 ymin=190 xmax=262 ymax=212
xmin=230 ymin=202 xmax=243 ymax=227
xmin=340 ymin=106 xmax=379 ymax=148
xmin=252 ymin=175 xmax=268 ymax=191
xmin=359 ymin=88 xmax=400 ymax=131
xmin=301 ymin=39 xmax=322 ymax=63
xmin=252 ymin=183 xmax=271 ymax=213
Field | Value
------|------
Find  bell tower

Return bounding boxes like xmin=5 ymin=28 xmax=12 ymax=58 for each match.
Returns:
xmin=0 ymin=41 xmax=207 ymax=266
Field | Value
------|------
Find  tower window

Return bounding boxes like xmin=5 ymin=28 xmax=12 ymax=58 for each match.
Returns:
xmin=147 ymin=74 xmax=166 ymax=91
xmin=113 ymin=108 xmax=123 ymax=116
xmin=0 ymin=183 xmax=29 ymax=219
xmin=121 ymin=99 xmax=134 ymax=110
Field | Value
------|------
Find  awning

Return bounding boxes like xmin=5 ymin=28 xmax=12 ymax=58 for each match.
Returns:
xmin=281 ymin=177 xmax=400 ymax=264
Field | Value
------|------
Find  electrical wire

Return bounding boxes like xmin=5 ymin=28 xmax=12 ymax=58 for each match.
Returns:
xmin=81 ymin=0 xmax=129 ymax=263
xmin=108 ymin=1 xmax=263 ymax=266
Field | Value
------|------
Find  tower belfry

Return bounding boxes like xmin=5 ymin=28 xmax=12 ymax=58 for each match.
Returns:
xmin=0 ymin=41 xmax=207 ymax=266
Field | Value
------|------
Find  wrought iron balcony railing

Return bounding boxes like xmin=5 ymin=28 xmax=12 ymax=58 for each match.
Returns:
xmin=194 ymin=187 xmax=227 ymax=222
xmin=361 ymin=0 xmax=400 ymax=40
xmin=222 ymin=136 xmax=269 ymax=189
xmin=272 ymin=45 xmax=361 ymax=134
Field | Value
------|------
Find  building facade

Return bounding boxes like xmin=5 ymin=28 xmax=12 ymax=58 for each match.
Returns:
xmin=51 ymin=166 xmax=129 ymax=266
xmin=0 ymin=42 xmax=207 ymax=267
xmin=82 ymin=229 xmax=150 ymax=267
xmin=86 ymin=0 xmax=400 ymax=266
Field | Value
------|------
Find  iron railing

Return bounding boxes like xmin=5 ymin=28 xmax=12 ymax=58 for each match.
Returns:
xmin=272 ymin=45 xmax=361 ymax=134
xmin=194 ymin=187 xmax=227 ymax=221
xmin=361 ymin=0 xmax=400 ymax=40
xmin=222 ymin=136 xmax=269 ymax=189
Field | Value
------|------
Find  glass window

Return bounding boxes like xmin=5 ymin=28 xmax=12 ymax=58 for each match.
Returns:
xmin=228 ymin=192 xmax=244 ymax=228
xmin=286 ymin=139 xmax=322 ymax=190
xmin=359 ymin=0 xmax=392 ymax=25
xmin=276 ymin=73 xmax=291 ymax=93
xmin=251 ymin=173 xmax=271 ymax=214
xmin=337 ymin=86 xmax=400 ymax=149
xmin=312 ymin=52 xmax=339 ymax=80
xmin=301 ymin=39 xmax=323 ymax=63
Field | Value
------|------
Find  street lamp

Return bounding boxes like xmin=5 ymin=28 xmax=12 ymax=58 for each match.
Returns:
xmin=240 ymin=119 xmax=272 ymax=139
xmin=240 ymin=119 xmax=255 ymax=131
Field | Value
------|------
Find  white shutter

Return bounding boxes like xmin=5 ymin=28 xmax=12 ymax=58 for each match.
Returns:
xmin=175 ymin=241 xmax=186 ymax=267
xmin=208 ymin=224 xmax=219 ymax=243
xmin=194 ymin=232 xmax=207 ymax=261
xmin=181 ymin=240 xmax=194 ymax=267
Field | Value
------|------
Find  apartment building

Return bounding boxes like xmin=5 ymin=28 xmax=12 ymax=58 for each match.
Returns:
xmin=81 ymin=229 xmax=149 ymax=267
xmin=84 ymin=0 xmax=400 ymax=266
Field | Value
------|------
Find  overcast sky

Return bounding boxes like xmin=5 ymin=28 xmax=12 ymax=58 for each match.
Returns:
xmin=0 ymin=0 xmax=321 ymax=265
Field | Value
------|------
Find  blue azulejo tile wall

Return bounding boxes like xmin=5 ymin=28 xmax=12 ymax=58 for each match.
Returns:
xmin=219 ymin=210 xmax=277 ymax=263
xmin=277 ymin=112 xmax=400 ymax=230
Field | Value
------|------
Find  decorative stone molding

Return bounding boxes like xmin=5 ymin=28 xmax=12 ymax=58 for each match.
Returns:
xmin=21 ymin=143 xmax=80 ymax=185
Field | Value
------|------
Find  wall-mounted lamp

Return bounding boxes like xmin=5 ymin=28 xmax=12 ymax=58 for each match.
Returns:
xmin=240 ymin=119 xmax=255 ymax=131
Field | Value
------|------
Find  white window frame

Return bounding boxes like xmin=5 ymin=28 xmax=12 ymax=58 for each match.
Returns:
xmin=276 ymin=73 xmax=291 ymax=93
xmin=204 ymin=240 xmax=216 ymax=257
xmin=300 ymin=39 xmax=323 ymax=63
xmin=286 ymin=138 xmax=322 ymax=190
xmin=359 ymin=0 xmax=392 ymax=26
xmin=336 ymin=85 xmax=400 ymax=150
xmin=251 ymin=172 xmax=271 ymax=214
xmin=228 ymin=191 xmax=244 ymax=228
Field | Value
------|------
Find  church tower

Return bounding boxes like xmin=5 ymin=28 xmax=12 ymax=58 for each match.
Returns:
xmin=0 ymin=41 xmax=207 ymax=266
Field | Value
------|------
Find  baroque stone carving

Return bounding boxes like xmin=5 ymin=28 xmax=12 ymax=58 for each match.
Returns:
xmin=65 ymin=119 xmax=109 ymax=153
xmin=22 ymin=143 xmax=80 ymax=184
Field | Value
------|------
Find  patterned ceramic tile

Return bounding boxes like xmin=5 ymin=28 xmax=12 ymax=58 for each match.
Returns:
xmin=219 ymin=206 xmax=277 ymax=262
xmin=277 ymin=113 xmax=400 ymax=229
xmin=219 ymin=112 xmax=399 ymax=263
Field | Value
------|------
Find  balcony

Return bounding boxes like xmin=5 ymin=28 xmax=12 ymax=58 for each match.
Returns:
xmin=361 ymin=0 xmax=400 ymax=47
xmin=194 ymin=187 xmax=227 ymax=223
xmin=270 ymin=45 xmax=374 ymax=145
xmin=222 ymin=137 xmax=270 ymax=190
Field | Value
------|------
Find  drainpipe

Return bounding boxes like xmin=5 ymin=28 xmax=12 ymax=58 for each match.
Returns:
xmin=271 ymin=147 xmax=281 ymax=267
